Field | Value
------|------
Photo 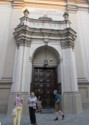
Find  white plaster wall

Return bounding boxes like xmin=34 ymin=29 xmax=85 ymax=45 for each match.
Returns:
xmin=0 ymin=4 xmax=12 ymax=80
xmin=69 ymin=12 xmax=85 ymax=80
xmin=77 ymin=11 xmax=89 ymax=82
xmin=2 ymin=8 xmax=23 ymax=79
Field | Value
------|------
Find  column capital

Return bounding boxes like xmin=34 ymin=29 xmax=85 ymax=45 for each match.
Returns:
xmin=14 ymin=23 xmax=32 ymax=47
xmin=16 ymin=39 xmax=32 ymax=47
xmin=60 ymin=39 xmax=75 ymax=49
xmin=60 ymin=28 xmax=77 ymax=49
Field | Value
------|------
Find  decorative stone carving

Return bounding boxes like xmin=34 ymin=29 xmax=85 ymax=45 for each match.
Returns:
xmin=23 ymin=9 xmax=29 ymax=17
xmin=13 ymin=10 xmax=77 ymax=49
xmin=60 ymin=39 xmax=75 ymax=49
xmin=14 ymin=26 xmax=32 ymax=47
xmin=63 ymin=11 xmax=69 ymax=20
xmin=60 ymin=28 xmax=77 ymax=49
xmin=39 ymin=15 xmax=52 ymax=21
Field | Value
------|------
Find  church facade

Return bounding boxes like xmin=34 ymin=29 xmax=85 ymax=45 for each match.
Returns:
xmin=0 ymin=0 xmax=89 ymax=114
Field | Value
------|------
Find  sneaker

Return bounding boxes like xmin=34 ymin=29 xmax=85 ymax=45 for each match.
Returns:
xmin=54 ymin=117 xmax=58 ymax=121
xmin=62 ymin=115 xmax=65 ymax=120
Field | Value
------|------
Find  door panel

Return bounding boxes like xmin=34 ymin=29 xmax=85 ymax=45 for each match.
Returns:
xmin=31 ymin=67 xmax=58 ymax=108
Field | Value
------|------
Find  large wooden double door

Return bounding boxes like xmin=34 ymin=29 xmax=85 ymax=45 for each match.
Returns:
xmin=31 ymin=67 xmax=58 ymax=108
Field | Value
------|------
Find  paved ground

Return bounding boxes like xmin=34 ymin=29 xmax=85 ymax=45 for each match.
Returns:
xmin=0 ymin=109 xmax=89 ymax=125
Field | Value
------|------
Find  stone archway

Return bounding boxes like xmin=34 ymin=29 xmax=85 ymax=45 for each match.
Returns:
xmin=31 ymin=46 xmax=60 ymax=108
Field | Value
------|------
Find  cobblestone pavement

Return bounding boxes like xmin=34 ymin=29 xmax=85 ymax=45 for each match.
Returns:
xmin=0 ymin=109 xmax=89 ymax=125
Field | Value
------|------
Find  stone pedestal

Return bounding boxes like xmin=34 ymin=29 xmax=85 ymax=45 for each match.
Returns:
xmin=62 ymin=92 xmax=82 ymax=114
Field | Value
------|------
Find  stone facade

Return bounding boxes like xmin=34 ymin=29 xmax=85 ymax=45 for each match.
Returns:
xmin=0 ymin=0 xmax=89 ymax=114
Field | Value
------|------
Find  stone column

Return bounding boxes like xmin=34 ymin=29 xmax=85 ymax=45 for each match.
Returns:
xmin=21 ymin=47 xmax=32 ymax=93
xmin=11 ymin=46 xmax=24 ymax=92
xmin=8 ymin=44 xmax=32 ymax=115
xmin=17 ymin=45 xmax=32 ymax=115
xmin=60 ymin=41 xmax=82 ymax=114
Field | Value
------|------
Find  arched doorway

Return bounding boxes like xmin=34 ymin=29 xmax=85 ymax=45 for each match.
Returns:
xmin=31 ymin=46 xmax=60 ymax=108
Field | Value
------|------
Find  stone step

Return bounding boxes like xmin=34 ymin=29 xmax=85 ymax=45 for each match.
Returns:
xmin=39 ymin=109 xmax=54 ymax=114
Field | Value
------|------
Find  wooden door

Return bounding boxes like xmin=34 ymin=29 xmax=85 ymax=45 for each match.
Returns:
xmin=31 ymin=67 xmax=58 ymax=108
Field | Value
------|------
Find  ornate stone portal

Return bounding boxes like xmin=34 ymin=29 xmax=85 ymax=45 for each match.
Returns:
xmin=7 ymin=9 xmax=82 ymax=114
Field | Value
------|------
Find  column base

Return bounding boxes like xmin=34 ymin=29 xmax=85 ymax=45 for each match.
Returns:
xmin=62 ymin=92 xmax=83 ymax=114
xmin=7 ymin=93 xmax=30 ymax=116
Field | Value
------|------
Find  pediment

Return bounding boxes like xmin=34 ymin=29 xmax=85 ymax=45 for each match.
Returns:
xmin=39 ymin=15 xmax=52 ymax=21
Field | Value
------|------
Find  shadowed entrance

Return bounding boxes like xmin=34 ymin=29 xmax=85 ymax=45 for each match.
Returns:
xmin=32 ymin=67 xmax=57 ymax=108
xmin=31 ymin=46 xmax=60 ymax=109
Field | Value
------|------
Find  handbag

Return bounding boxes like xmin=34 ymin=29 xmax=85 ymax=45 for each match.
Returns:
xmin=11 ymin=108 xmax=17 ymax=117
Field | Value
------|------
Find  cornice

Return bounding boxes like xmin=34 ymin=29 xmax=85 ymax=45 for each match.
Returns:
xmin=12 ymin=0 xmax=25 ymax=8
xmin=0 ymin=0 xmax=12 ymax=2
xmin=0 ymin=0 xmax=12 ymax=6
xmin=0 ymin=0 xmax=89 ymax=11
xmin=0 ymin=77 xmax=12 ymax=84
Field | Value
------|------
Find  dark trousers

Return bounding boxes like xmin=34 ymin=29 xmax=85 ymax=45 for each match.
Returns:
xmin=29 ymin=107 xmax=36 ymax=124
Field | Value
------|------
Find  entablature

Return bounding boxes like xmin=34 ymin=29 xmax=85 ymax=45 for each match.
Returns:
xmin=13 ymin=9 xmax=76 ymax=48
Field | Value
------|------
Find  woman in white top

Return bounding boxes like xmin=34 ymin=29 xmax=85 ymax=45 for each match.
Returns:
xmin=28 ymin=92 xmax=37 ymax=125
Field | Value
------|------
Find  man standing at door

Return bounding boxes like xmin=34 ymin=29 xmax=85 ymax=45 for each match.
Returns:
xmin=53 ymin=90 xmax=64 ymax=120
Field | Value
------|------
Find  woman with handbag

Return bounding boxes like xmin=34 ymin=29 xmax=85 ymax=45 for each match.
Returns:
xmin=12 ymin=91 xmax=23 ymax=125
xmin=28 ymin=92 xmax=37 ymax=125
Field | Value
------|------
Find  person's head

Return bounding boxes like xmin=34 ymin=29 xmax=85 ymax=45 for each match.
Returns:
xmin=31 ymin=92 xmax=35 ymax=97
xmin=53 ymin=90 xmax=57 ymax=95
xmin=17 ymin=91 xmax=21 ymax=97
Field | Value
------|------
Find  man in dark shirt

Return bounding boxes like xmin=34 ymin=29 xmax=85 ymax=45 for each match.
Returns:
xmin=53 ymin=90 xmax=64 ymax=120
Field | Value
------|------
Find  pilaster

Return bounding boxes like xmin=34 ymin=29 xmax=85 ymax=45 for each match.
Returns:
xmin=60 ymin=37 xmax=82 ymax=113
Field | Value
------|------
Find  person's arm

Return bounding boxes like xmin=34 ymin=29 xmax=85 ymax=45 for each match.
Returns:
xmin=35 ymin=97 xmax=38 ymax=104
xmin=28 ymin=97 xmax=33 ymax=104
xmin=28 ymin=98 xmax=30 ymax=104
xmin=21 ymin=97 xmax=23 ymax=104
xmin=55 ymin=94 xmax=60 ymax=104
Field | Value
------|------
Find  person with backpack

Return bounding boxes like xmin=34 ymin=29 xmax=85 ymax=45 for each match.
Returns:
xmin=53 ymin=90 xmax=64 ymax=120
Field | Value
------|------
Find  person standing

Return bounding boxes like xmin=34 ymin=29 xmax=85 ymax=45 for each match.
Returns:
xmin=28 ymin=92 xmax=37 ymax=125
xmin=13 ymin=91 xmax=23 ymax=125
xmin=53 ymin=90 xmax=64 ymax=120
xmin=37 ymin=96 xmax=43 ymax=113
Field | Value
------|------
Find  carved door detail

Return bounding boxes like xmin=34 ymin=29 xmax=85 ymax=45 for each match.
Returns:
xmin=31 ymin=67 xmax=58 ymax=108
